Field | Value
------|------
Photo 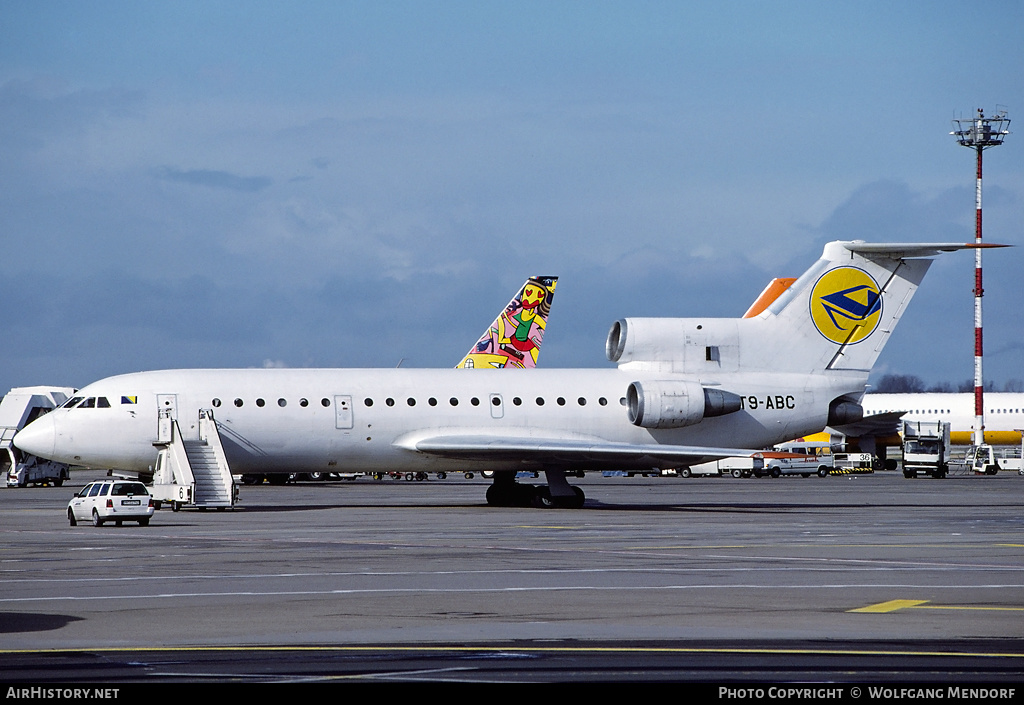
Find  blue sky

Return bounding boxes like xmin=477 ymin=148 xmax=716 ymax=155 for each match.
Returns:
xmin=1 ymin=0 xmax=1022 ymax=393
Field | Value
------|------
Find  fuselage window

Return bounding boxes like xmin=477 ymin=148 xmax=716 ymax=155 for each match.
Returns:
xmin=513 ymin=397 xmax=522 ymax=406
xmin=450 ymin=397 xmax=459 ymax=406
xmin=407 ymin=398 xmax=416 ymax=406
xmin=300 ymin=398 xmax=309 ymax=407
xmin=536 ymin=397 xmax=545 ymax=406
xmin=578 ymin=397 xmax=586 ymax=406
xmin=256 ymin=398 xmax=266 ymax=407
xmin=364 ymin=398 xmax=374 ymax=407
xmin=386 ymin=398 xmax=395 ymax=407
xmin=321 ymin=398 xmax=330 ymax=407
xmin=471 ymin=397 xmax=480 ymax=406
xmin=234 ymin=398 xmax=244 ymax=407
xmin=599 ymin=397 xmax=608 ymax=406
xmin=557 ymin=397 xmax=566 ymax=406
xmin=428 ymin=397 xmax=437 ymax=406
xmin=212 ymin=398 xmax=222 ymax=407
xmin=491 ymin=396 xmax=501 ymax=406
xmin=278 ymin=398 xmax=287 ymax=407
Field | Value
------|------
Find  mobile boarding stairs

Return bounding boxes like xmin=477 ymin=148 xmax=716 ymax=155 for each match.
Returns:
xmin=151 ymin=408 xmax=237 ymax=510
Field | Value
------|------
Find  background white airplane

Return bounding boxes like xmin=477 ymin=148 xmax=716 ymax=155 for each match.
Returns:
xmin=862 ymin=392 xmax=1024 ymax=446
xmin=14 ymin=241 xmax=975 ymax=508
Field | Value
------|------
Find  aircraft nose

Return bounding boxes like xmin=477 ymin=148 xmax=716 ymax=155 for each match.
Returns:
xmin=13 ymin=415 xmax=56 ymax=459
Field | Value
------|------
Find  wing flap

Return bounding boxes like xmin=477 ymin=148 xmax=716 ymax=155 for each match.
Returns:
xmin=401 ymin=434 xmax=763 ymax=468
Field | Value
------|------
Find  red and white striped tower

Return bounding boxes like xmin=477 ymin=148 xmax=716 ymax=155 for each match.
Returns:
xmin=951 ymin=109 xmax=1010 ymax=447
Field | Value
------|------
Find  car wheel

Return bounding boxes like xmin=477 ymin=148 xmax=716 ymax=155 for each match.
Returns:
xmin=92 ymin=509 xmax=104 ymax=527
xmin=770 ymin=467 xmax=781 ymax=478
xmin=679 ymin=468 xmax=691 ymax=478
xmin=817 ymin=466 xmax=829 ymax=478
xmin=68 ymin=508 xmax=77 ymax=526
xmin=139 ymin=518 xmax=150 ymax=526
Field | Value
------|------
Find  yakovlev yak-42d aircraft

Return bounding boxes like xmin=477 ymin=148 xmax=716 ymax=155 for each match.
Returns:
xmin=14 ymin=241 xmax=982 ymax=508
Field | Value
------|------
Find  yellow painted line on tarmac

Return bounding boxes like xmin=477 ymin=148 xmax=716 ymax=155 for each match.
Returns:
xmin=850 ymin=599 xmax=930 ymax=613
xmin=3 ymin=644 xmax=1024 ymax=659
xmin=915 ymin=604 xmax=1024 ymax=612
xmin=851 ymin=599 xmax=1024 ymax=613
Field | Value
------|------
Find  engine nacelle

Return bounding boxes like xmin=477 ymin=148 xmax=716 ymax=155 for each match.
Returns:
xmin=606 ymin=317 xmax=741 ymax=372
xmin=828 ymin=397 xmax=864 ymax=426
xmin=627 ymin=380 xmax=743 ymax=429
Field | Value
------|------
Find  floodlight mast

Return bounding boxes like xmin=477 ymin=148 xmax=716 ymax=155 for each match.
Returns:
xmin=950 ymin=108 xmax=1010 ymax=447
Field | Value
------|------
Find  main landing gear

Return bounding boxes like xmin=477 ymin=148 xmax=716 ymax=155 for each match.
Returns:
xmin=485 ymin=470 xmax=586 ymax=509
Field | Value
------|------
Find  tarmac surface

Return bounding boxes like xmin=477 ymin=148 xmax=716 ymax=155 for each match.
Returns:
xmin=2 ymin=469 xmax=1023 ymax=682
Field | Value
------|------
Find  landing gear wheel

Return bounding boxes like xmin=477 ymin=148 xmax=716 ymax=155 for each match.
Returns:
xmin=532 ymin=485 xmax=585 ymax=509
xmin=486 ymin=481 xmax=536 ymax=507
xmin=532 ymin=486 xmax=556 ymax=508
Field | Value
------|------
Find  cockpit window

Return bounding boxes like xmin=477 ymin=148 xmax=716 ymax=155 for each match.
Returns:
xmin=97 ymin=397 xmax=110 ymax=408
xmin=78 ymin=398 xmax=96 ymax=408
xmin=64 ymin=397 xmax=84 ymax=409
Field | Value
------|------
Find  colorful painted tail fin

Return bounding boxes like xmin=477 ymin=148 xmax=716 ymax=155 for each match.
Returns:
xmin=456 ymin=276 xmax=558 ymax=369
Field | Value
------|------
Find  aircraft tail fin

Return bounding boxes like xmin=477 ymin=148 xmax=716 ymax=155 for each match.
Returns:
xmin=456 ymin=276 xmax=558 ymax=369
xmin=754 ymin=241 xmax=987 ymax=373
xmin=608 ymin=241 xmax=989 ymax=375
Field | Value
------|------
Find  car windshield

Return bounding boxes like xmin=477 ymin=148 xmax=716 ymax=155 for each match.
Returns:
xmin=111 ymin=483 xmax=148 ymax=496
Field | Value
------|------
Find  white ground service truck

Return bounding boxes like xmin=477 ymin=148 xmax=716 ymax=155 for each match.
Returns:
xmin=2 ymin=387 xmax=76 ymax=487
xmin=680 ymin=456 xmax=762 ymax=478
xmin=901 ymin=420 xmax=951 ymax=478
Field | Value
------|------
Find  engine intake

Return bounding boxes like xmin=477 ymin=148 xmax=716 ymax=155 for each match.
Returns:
xmin=627 ymin=380 xmax=742 ymax=429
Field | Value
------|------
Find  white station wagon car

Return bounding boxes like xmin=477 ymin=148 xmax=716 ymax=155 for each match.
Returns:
xmin=67 ymin=479 xmax=154 ymax=527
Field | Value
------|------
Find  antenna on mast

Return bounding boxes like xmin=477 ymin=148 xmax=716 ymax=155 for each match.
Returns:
xmin=950 ymin=108 xmax=1010 ymax=448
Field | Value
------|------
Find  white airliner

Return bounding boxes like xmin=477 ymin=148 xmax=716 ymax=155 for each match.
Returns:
xmin=14 ymin=241 xmax=977 ymax=508
xmin=862 ymin=392 xmax=1024 ymax=445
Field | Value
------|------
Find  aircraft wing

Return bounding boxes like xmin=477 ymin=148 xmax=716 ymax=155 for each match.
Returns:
xmin=829 ymin=410 xmax=905 ymax=438
xmin=397 ymin=434 xmax=764 ymax=468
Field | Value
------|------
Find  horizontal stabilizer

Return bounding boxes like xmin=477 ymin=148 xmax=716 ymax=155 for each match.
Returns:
xmin=843 ymin=242 xmax=1009 ymax=258
xmin=830 ymin=410 xmax=905 ymax=438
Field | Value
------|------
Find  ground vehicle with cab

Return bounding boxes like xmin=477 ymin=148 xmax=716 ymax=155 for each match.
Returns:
xmin=67 ymin=479 xmax=154 ymax=527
